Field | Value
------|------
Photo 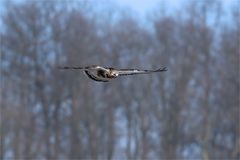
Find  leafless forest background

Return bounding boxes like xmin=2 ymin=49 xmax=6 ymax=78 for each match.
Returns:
xmin=0 ymin=0 xmax=239 ymax=159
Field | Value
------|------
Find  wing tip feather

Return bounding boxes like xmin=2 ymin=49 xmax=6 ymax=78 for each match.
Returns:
xmin=156 ymin=67 xmax=168 ymax=72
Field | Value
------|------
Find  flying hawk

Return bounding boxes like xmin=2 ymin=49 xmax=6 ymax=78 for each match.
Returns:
xmin=58 ymin=65 xmax=167 ymax=82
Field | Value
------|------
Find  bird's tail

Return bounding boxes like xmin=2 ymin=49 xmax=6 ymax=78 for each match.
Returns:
xmin=57 ymin=66 xmax=85 ymax=70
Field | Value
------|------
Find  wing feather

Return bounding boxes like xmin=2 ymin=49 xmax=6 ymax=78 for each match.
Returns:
xmin=58 ymin=65 xmax=109 ymax=71
xmin=115 ymin=67 xmax=167 ymax=76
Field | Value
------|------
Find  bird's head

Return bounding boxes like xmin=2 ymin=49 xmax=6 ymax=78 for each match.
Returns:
xmin=109 ymin=69 xmax=119 ymax=77
xmin=112 ymin=73 xmax=119 ymax=77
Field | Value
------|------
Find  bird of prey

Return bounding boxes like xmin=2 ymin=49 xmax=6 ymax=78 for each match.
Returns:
xmin=58 ymin=65 xmax=167 ymax=82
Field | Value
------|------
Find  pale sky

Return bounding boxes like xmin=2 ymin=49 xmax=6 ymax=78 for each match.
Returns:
xmin=114 ymin=0 xmax=236 ymax=16
xmin=0 ymin=0 xmax=237 ymax=17
xmin=114 ymin=0 xmax=180 ymax=15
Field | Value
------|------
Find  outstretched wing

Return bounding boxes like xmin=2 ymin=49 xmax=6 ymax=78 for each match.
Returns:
xmin=57 ymin=65 xmax=108 ymax=71
xmin=58 ymin=65 xmax=111 ymax=82
xmin=114 ymin=67 xmax=167 ymax=76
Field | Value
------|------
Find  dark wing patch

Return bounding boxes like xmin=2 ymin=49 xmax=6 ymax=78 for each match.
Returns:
xmin=84 ymin=71 xmax=109 ymax=82
xmin=97 ymin=70 xmax=106 ymax=78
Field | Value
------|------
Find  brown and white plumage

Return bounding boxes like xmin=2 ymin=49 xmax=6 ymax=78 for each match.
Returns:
xmin=58 ymin=65 xmax=167 ymax=82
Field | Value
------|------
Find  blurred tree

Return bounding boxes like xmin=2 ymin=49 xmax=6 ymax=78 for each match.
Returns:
xmin=0 ymin=0 xmax=239 ymax=160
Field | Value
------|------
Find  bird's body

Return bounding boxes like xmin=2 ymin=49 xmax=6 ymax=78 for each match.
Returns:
xmin=59 ymin=65 xmax=167 ymax=82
